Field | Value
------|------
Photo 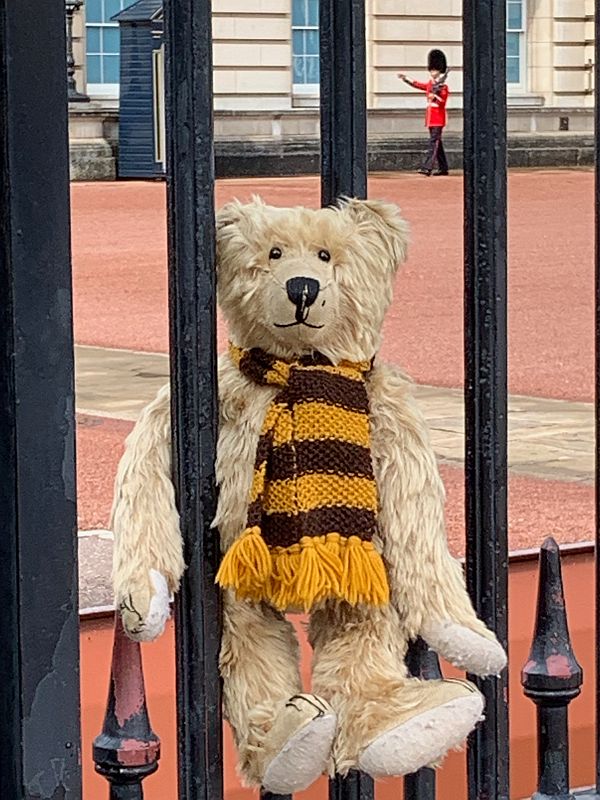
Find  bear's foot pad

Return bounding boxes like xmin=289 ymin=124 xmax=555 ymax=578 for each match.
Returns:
xmin=358 ymin=680 xmax=484 ymax=778
xmin=262 ymin=694 xmax=336 ymax=794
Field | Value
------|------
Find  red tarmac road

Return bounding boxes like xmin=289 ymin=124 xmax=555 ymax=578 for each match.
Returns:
xmin=76 ymin=413 xmax=593 ymax=554
xmin=72 ymin=172 xmax=595 ymax=551
xmin=72 ymin=170 xmax=594 ymax=401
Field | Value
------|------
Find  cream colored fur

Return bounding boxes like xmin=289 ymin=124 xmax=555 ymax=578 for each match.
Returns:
xmin=111 ymin=196 xmax=506 ymax=788
xmin=111 ymin=384 xmax=183 ymax=639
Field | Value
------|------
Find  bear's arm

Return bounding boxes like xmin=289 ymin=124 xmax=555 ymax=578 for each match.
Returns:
xmin=111 ymin=381 xmax=183 ymax=600
xmin=111 ymin=354 xmax=236 ymax=639
xmin=368 ymin=361 xmax=506 ymax=675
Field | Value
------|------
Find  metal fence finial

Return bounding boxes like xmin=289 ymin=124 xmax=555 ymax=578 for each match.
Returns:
xmin=522 ymin=537 xmax=582 ymax=800
xmin=93 ymin=615 xmax=160 ymax=799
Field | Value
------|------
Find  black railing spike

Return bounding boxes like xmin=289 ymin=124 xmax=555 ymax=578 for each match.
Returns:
xmin=404 ymin=638 xmax=442 ymax=800
xmin=521 ymin=537 xmax=583 ymax=800
xmin=93 ymin=616 xmax=160 ymax=800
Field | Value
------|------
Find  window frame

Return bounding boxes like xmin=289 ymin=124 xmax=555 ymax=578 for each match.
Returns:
xmin=85 ymin=0 xmax=134 ymax=98
xmin=291 ymin=0 xmax=319 ymax=97
xmin=506 ymin=0 xmax=527 ymax=90
xmin=153 ymin=44 xmax=166 ymax=168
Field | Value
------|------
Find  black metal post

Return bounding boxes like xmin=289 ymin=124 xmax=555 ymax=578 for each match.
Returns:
xmin=319 ymin=2 xmax=371 ymax=798
xmin=93 ymin=617 xmax=160 ymax=799
xmin=65 ymin=0 xmax=89 ymax=102
xmin=522 ymin=538 xmax=582 ymax=800
xmin=0 ymin=0 xmax=81 ymax=797
xmin=329 ymin=772 xmax=375 ymax=800
xmin=319 ymin=0 xmax=367 ymax=207
xmin=261 ymin=791 xmax=291 ymax=800
xmin=404 ymin=639 xmax=443 ymax=800
xmin=463 ymin=3 xmax=509 ymax=800
xmin=164 ymin=0 xmax=222 ymax=799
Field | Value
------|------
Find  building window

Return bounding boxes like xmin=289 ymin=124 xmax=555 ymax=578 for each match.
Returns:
xmin=86 ymin=0 xmax=136 ymax=96
xmin=292 ymin=0 xmax=319 ymax=95
xmin=507 ymin=0 xmax=526 ymax=86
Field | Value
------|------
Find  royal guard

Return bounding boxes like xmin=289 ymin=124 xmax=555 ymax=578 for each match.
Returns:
xmin=398 ymin=49 xmax=450 ymax=176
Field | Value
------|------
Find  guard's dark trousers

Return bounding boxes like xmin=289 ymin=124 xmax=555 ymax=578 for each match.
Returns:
xmin=422 ymin=126 xmax=449 ymax=174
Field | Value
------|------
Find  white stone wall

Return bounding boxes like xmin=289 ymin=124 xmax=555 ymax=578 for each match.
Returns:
xmin=552 ymin=0 xmax=592 ymax=107
xmin=368 ymin=0 xmax=463 ymax=110
xmin=528 ymin=0 xmax=554 ymax=100
xmin=213 ymin=0 xmax=292 ymax=111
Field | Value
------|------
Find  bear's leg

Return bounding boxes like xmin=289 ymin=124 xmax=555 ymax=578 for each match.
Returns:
xmin=221 ymin=592 xmax=336 ymax=792
xmin=309 ymin=602 xmax=483 ymax=778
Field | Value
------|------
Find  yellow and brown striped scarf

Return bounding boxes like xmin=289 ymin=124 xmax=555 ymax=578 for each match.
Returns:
xmin=216 ymin=344 xmax=390 ymax=612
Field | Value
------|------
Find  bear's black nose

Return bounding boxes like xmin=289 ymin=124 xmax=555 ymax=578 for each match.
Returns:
xmin=286 ymin=277 xmax=320 ymax=308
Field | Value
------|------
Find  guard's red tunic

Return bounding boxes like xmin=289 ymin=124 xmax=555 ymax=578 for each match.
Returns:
xmin=410 ymin=80 xmax=449 ymax=128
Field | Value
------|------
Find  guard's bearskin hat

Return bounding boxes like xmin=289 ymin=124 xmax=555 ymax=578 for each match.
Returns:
xmin=428 ymin=49 xmax=447 ymax=73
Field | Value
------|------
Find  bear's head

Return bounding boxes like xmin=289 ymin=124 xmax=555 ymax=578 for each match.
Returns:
xmin=216 ymin=196 xmax=410 ymax=363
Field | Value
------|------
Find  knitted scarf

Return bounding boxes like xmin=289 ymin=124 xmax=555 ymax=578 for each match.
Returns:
xmin=216 ymin=344 xmax=390 ymax=612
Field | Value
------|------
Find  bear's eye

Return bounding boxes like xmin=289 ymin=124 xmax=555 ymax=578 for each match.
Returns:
xmin=318 ymin=249 xmax=331 ymax=262
xmin=269 ymin=247 xmax=282 ymax=260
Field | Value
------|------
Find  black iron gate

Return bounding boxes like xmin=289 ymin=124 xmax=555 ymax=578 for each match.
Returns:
xmin=0 ymin=1 xmax=599 ymax=799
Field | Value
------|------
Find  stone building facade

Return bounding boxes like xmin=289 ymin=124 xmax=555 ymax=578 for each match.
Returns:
xmin=68 ymin=0 xmax=596 ymax=179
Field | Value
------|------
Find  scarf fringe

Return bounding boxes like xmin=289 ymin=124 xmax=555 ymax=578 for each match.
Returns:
xmin=216 ymin=529 xmax=390 ymax=612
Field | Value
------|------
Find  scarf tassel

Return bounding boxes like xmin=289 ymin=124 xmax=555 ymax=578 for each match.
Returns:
xmin=215 ymin=526 xmax=271 ymax=599
xmin=216 ymin=529 xmax=390 ymax=611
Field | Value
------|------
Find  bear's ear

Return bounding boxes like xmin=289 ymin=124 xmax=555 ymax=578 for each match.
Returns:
xmin=338 ymin=197 xmax=410 ymax=269
xmin=216 ymin=199 xmax=244 ymax=232
xmin=215 ymin=195 xmax=267 ymax=233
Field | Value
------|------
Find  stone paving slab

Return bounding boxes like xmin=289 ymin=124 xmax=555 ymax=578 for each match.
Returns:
xmin=76 ymin=344 xmax=169 ymax=421
xmin=79 ymin=530 xmax=114 ymax=612
xmin=417 ymin=385 xmax=593 ymax=483
xmin=75 ymin=344 xmax=594 ymax=485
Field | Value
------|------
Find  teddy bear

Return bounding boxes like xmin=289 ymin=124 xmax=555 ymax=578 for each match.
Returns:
xmin=110 ymin=196 xmax=506 ymax=795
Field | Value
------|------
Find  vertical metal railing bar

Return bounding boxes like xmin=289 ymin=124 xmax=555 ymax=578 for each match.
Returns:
xmin=262 ymin=789 xmax=294 ymax=800
xmin=404 ymin=639 xmax=442 ymax=800
xmin=164 ymin=1 xmax=222 ymax=799
xmin=319 ymin=1 xmax=372 ymax=797
xmin=0 ymin=0 xmax=81 ymax=797
xmin=329 ymin=772 xmax=375 ymax=800
xmin=463 ymin=3 xmax=509 ymax=800
xmin=319 ymin=0 xmax=368 ymax=207
xmin=595 ymin=1 xmax=600 ymax=793
xmin=261 ymin=790 xmax=292 ymax=800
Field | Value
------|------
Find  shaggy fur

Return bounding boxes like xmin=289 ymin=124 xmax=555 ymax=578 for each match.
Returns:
xmin=111 ymin=384 xmax=183 ymax=639
xmin=111 ymin=196 xmax=506 ymax=788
